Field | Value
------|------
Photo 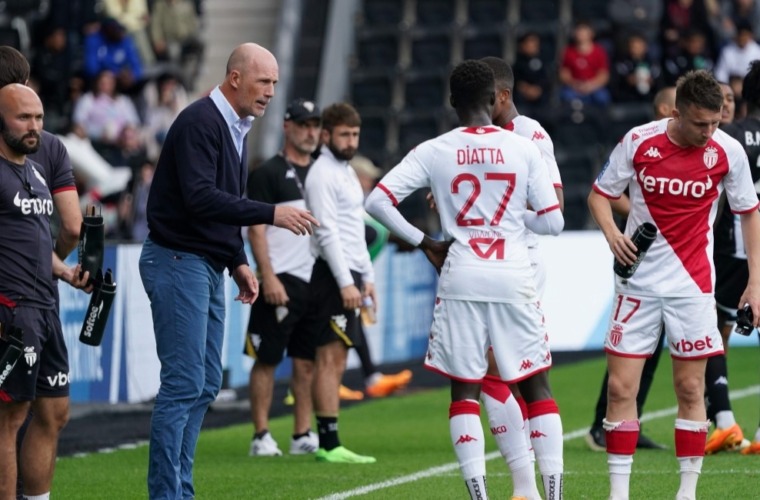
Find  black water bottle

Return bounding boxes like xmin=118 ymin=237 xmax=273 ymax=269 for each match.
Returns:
xmin=613 ymin=222 xmax=658 ymax=279
xmin=79 ymin=269 xmax=117 ymax=346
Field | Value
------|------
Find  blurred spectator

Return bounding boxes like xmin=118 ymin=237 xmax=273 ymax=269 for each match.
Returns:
xmin=512 ymin=32 xmax=550 ymax=110
xmin=103 ymin=0 xmax=155 ymax=67
xmin=30 ymin=25 xmax=81 ymax=133
xmin=84 ymin=17 xmax=144 ymax=93
xmin=610 ymin=32 xmax=661 ymax=102
xmin=662 ymin=29 xmax=714 ymax=86
xmin=150 ymin=0 xmax=204 ymax=90
xmin=718 ymin=0 xmax=760 ymax=42
xmin=714 ymin=20 xmax=760 ymax=83
xmin=117 ymin=158 xmax=155 ymax=241
xmin=47 ymin=0 xmax=100 ymax=62
xmin=558 ymin=21 xmax=611 ymax=107
xmin=659 ymin=0 xmax=716 ymax=61
xmin=72 ymin=69 xmax=142 ymax=154
xmin=608 ymin=0 xmax=664 ymax=62
xmin=99 ymin=123 xmax=150 ymax=173
xmin=141 ymin=71 xmax=188 ymax=160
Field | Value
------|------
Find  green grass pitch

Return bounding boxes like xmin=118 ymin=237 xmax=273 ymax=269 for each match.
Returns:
xmin=53 ymin=347 xmax=760 ymax=499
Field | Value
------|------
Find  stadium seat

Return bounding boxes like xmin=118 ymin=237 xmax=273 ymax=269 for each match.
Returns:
xmin=358 ymin=114 xmax=389 ymax=153
xmin=0 ymin=24 xmax=20 ymax=50
xmin=362 ymin=0 xmax=403 ymax=27
xmin=516 ymin=22 xmax=559 ymax=65
xmin=463 ymin=31 xmax=504 ymax=60
xmin=404 ymin=71 xmax=446 ymax=110
xmin=562 ymin=193 xmax=591 ymax=230
xmin=398 ymin=113 xmax=439 ymax=153
xmin=411 ymin=33 xmax=452 ymax=69
xmin=549 ymin=115 xmax=603 ymax=151
xmin=357 ymin=33 xmax=400 ymax=69
xmin=555 ymin=149 xmax=599 ymax=190
xmin=351 ymin=71 xmax=395 ymax=109
xmin=415 ymin=0 xmax=456 ymax=27
xmin=520 ymin=0 xmax=560 ymax=22
xmin=467 ymin=0 xmax=507 ymax=26
xmin=571 ymin=0 xmax=609 ymax=23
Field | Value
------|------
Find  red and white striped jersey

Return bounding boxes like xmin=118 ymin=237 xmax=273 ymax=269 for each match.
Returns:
xmin=593 ymin=118 xmax=760 ymax=297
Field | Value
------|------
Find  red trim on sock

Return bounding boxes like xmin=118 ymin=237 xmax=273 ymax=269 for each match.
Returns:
xmin=675 ymin=428 xmax=707 ymax=457
xmin=527 ymin=398 xmax=559 ymax=418
xmin=515 ymin=396 xmax=528 ymax=420
xmin=606 ymin=428 xmax=639 ymax=455
xmin=449 ymin=400 xmax=480 ymax=418
xmin=0 ymin=390 xmax=12 ymax=403
xmin=481 ymin=377 xmax=511 ymax=403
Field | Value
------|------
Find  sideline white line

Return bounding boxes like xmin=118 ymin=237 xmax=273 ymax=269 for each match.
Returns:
xmin=315 ymin=385 xmax=760 ymax=500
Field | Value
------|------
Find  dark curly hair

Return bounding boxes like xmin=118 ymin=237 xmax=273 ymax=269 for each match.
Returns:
xmin=449 ymin=59 xmax=495 ymax=109
xmin=480 ymin=56 xmax=514 ymax=92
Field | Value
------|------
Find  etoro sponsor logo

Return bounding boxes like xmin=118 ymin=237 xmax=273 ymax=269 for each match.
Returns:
xmin=638 ymin=167 xmax=713 ymax=197
xmin=13 ymin=192 xmax=53 ymax=215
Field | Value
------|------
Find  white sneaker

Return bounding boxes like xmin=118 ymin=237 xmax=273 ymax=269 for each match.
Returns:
xmin=249 ymin=432 xmax=283 ymax=456
xmin=290 ymin=430 xmax=319 ymax=455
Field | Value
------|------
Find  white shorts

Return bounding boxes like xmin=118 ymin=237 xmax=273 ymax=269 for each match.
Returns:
xmin=604 ymin=294 xmax=724 ymax=360
xmin=424 ymin=298 xmax=552 ymax=383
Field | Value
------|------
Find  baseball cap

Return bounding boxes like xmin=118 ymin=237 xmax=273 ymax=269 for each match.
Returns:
xmin=285 ymin=99 xmax=321 ymax=122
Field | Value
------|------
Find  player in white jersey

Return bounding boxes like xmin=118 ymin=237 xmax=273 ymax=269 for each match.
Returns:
xmin=476 ymin=56 xmax=565 ymax=500
xmin=366 ymin=59 xmax=563 ymax=500
xmin=588 ymin=70 xmax=760 ymax=500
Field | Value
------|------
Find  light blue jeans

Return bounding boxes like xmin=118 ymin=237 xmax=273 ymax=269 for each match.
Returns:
xmin=139 ymin=239 xmax=225 ymax=500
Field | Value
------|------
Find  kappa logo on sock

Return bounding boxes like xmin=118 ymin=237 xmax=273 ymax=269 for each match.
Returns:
xmin=455 ymin=434 xmax=478 ymax=445
xmin=530 ymin=430 xmax=547 ymax=439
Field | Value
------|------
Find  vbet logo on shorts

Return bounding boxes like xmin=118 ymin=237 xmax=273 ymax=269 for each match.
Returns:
xmin=47 ymin=371 xmax=70 ymax=387
xmin=671 ymin=336 xmax=715 ymax=353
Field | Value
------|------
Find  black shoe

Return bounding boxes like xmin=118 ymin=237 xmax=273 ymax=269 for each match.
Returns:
xmin=636 ymin=433 xmax=667 ymax=450
xmin=585 ymin=426 xmax=606 ymax=451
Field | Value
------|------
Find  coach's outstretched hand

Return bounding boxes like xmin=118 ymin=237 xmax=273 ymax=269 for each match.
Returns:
xmin=419 ymin=236 xmax=452 ymax=274
xmin=273 ymin=205 xmax=320 ymax=235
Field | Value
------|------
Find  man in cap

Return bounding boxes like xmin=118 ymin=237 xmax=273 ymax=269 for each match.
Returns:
xmin=245 ymin=98 xmax=322 ymax=456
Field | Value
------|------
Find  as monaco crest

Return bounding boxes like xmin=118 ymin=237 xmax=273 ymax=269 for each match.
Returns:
xmin=703 ymin=146 xmax=718 ymax=169
xmin=610 ymin=324 xmax=624 ymax=346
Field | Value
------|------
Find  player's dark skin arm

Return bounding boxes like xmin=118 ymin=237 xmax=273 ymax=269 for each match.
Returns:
xmin=419 ymin=236 xmax=452 ymax=274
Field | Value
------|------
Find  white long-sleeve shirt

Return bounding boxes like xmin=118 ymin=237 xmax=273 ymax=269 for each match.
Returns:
xmin=304 ymin=146 xmax=374 ymax=287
